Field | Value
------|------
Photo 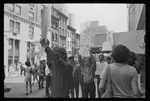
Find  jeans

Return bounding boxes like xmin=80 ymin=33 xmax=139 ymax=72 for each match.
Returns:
xmin=45 ymin=75 xmax=51 ymax=96
xmin=39 ymin=75 xmax=44 ymax=88
xmin=82 ymin=81 xmax=96 ymax=98
xmin=74 ymin=79 xmax=79 ymax=98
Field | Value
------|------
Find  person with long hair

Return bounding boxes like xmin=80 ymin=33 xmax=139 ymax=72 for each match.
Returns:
xmin=24 ymin=61 xmax=32 ymax=95
xmin=99 ymin=45 xmax=143 ymax=98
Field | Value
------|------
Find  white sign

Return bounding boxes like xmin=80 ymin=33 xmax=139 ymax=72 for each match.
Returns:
xmin=113 ymin=30 xmax=145 ymax=54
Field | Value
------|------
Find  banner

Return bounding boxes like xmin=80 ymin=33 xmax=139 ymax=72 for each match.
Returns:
xmin=41 ymin=5 xmax=50 ymax=42
xmin=113 ymin=30 xmax=145 ymax=54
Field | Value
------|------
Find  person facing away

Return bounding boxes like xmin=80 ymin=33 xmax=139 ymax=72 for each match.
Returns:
xmin=95 ymin=54 xmax=108 ymax=98
xmin=78 ymin=53 xmax=96 ymax=98
xmin=24 ymin=61 xmax=32 ymax=95
xmin=73 ymin=54 xmax=81 ymax=98
xmin=99 ymin=45 xmax=144 ymax=98
xmin=40 ymin=38 xmax=70 ymax=98
xmin=67 ymin=56 xmax=74 ymax=98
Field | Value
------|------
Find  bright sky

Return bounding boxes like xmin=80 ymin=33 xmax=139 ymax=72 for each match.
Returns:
xmin=65 ymin=3 xmax=128 ymax=34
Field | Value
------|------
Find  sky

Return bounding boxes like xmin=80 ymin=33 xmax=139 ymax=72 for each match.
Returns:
xmin=65 ymin=4 xmax=128 ymax=34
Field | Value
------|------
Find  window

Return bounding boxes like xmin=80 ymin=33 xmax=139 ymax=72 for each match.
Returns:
xmin=9 ymin=39 xmax=13 ymax=49
xmin=27 ymin=42 xmax=30 ymax=52
xmin=55 ymin=33 xmax=57 ymax=42
xmin=9 ymin=20 xmax=14 ymax=32
xmin=65 ymin=30 xmax=67 ymax=37
xmin=29 ymin=26 xmax=34 ymax=36
xmin=67 ymin=41 xmax=69 ymax=47
xmin=8 ymin=4 xmax=14 ymax=12
xmin=15 ymin=40 xmax=19 ymax=50
xmin=29 ymin=11 xmax=34 ymax=21
xmin=15 ymin=22 xmax=20 ymax=33
xmin=15 ymin=5 xmax=21 ymax=15
xmin=60 ymin=27 xmax=61 ymax=35
xmin=52 ymin=32 xmax=54 ymax=41
xmin=70 ymin=41 xmax=71 ymax=47
xmin=70 ymin=33 xmax=71 ymax=38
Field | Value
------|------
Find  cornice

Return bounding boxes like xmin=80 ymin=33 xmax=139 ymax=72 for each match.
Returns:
xmin=4 ymin=10 xmax=41 ymax=29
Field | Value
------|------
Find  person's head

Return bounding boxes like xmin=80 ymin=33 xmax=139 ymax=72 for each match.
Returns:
xmin=111 ymin=45 xmax=130 ymax=63
xmin=106 ymin=57 xmax=111 ymax=64
xmin=68 ymin=56 xmax=74 ymax=64
xmin=25 ymin=61 xmax=31 ymax=67
xmin=84 ymin=57 xmax=92 ymax=66
xmin=127 ymin=51 xmax=137 ymax=66
xmin=53 ymin=46 xmax=67 ymax=61
xmin=99 ymin=54 xmax=105 ymax=62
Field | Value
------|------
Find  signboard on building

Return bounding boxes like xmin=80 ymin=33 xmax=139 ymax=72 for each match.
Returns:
xmin=113 ymin=30 xmax=145 ymax=54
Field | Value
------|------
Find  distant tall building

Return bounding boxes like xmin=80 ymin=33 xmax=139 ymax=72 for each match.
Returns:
xmin=80 ymin=20 xmax=90 ymax=33
xmin=68 ymin=13 xmax=74 ymax=28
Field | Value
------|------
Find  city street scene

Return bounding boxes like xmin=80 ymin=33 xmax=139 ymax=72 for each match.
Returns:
xmin=4 ymin=4 xmax=145 ymax=98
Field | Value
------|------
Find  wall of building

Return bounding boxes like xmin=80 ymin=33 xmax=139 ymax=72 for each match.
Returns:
xmin=69 ymin=13 xmax=74 ymax=28
xmin=128 ymin=4 xmax=144 ymax=31
xmin=4 ymin=4 xmax=52 ymax=68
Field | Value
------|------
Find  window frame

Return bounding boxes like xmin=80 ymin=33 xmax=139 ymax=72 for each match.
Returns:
xmin=15 ymin=22 xmax=20 ymax=33
xmin=29 ymin=11 xmax=34 ymax=21
xmin=15 ymin=5 xmax=21 ymax=15
xmin=9 ymin=20 xmax=14 ymax=32
xmin=8 ymin=4 xmax=14 ymax=12
xmin=29 ymin=26 xmax=34 ymax=36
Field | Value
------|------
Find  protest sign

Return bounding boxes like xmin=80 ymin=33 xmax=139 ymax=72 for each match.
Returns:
xmin=113 ymin=30 xmax=145 ymax=54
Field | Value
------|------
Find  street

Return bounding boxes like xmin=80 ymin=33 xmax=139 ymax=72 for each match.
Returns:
xmin=4 ymin=74 xmax=99 ymax=98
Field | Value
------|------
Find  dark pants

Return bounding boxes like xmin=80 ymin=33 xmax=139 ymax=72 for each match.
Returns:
xmin=95 ymin=75 xmax=101 ymax=98
xmin=82 ymin=81 xmax=96 ymax=98
xmin=80 ymin=75 xmax=84 ymax=90
xmin=39 ymin=75 xmax=44 ymax=89
xmin=45 ymin=75 xmax=51 ymax=96
xmin=74 ymin=79 xmax=79 ymax=98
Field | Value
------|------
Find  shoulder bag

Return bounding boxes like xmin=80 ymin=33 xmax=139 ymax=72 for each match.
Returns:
xmin=101 ymin=65 xmax=113 ymax=98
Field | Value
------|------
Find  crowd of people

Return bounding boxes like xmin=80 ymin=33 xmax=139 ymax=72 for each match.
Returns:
xmin=4 ymin=38 xmax=145 ymax=98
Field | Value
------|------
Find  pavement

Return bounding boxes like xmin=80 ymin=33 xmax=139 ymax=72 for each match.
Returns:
xmin=4 ymin=74 xmax=99 ymax=98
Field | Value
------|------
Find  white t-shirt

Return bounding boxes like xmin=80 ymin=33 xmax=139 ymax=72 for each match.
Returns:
xmin=95 ymin=61 xmax=108 ymax=76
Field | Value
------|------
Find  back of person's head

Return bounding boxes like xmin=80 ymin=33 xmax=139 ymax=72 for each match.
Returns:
xmin=111 ymin=45 xmax=129 ymax=63
xmin=53 ymin=46 xmax=67 ymax=61
xmin=25 ymin=61 xmax=31 ymax=67
xmin=127 ymin=51 xmax=137 ymax=66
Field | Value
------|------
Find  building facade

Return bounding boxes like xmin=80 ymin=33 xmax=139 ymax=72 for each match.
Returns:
xmin=75 ymin=33 xmax=80 ymax=55
xmin=127 ymin=4 xmax=145 ymax=31
xmin=58 ymin=9 xmax=68 ymax=47
xmin=67 ymin=25 xmax=76 ymax=56
xmin=4 ymin=4 xmax=52 ymax=68
xmin=51 ymin=5 xmax=59 ymax=47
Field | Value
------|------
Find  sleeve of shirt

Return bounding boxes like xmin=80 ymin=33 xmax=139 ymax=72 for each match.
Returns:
xmin=100 ymin=65 xmax=108 ymax=81
xmin=131 ymin=67 xmax=138 ymax=81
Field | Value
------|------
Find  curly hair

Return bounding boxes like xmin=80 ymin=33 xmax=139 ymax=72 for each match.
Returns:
xmin=111 ymin=45 xmax=129 ymax=63
xmin=25 ymin=61 xmax=31 ymax=67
